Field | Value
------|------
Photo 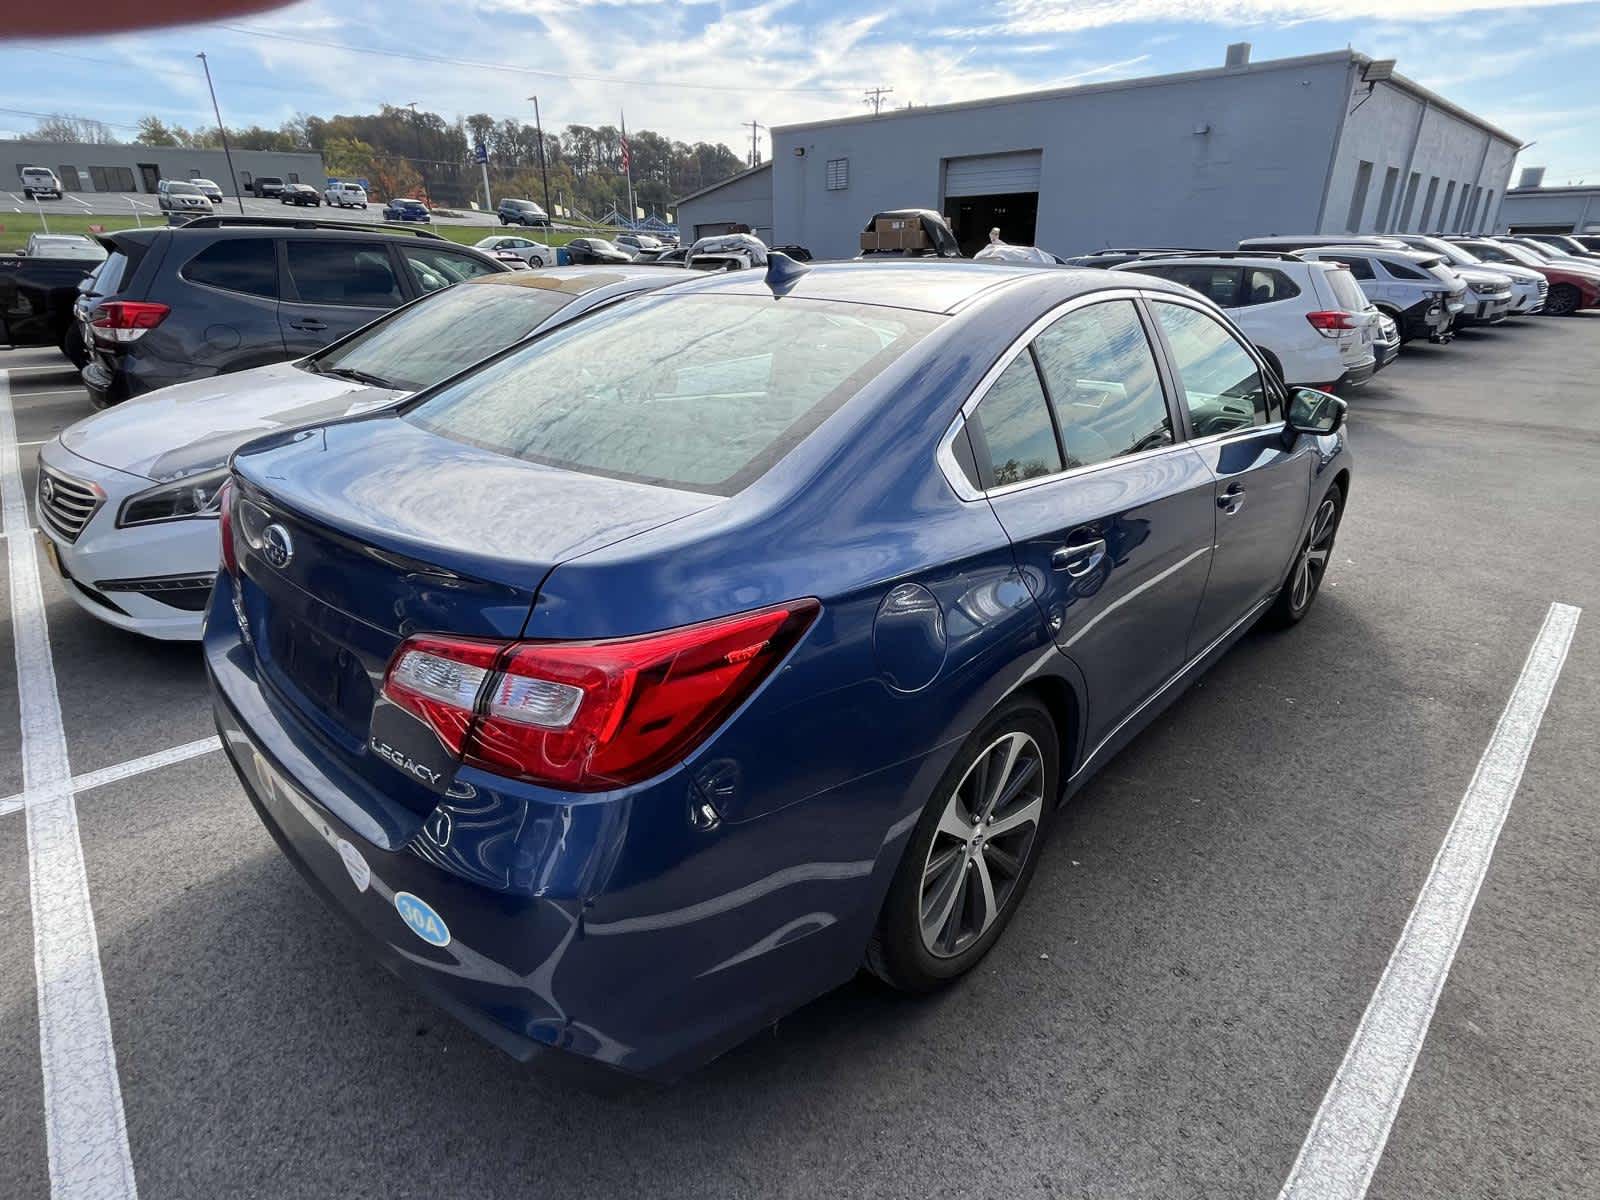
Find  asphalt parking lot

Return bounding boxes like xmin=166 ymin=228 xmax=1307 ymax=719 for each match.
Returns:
xmin=0 ymin=315 xmax=1595 ymax=1199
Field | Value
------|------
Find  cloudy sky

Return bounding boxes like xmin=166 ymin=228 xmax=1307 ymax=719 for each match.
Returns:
xmin=4 ymin=0 xmax=1599 ymax=181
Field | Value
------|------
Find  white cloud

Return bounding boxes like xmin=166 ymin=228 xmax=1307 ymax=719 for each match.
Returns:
xmin=983 ymin=0 xmax=1591 ymax=35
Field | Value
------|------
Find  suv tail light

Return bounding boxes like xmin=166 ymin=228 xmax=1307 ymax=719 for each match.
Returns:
xmin=381 ymin=600 xmax=820 ymax=792
xmin=89 ymin=300 xmax=170 ymax=343
xmin=1305 ymin=310 xmax=1358 ymax=336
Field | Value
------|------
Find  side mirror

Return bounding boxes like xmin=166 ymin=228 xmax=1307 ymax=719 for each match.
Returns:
xmin=1287 ymin=387 xmax=1346 ymax=437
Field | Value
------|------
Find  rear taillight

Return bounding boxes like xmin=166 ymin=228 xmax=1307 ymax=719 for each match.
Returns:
xmin=217 ymin=480 xmax=239 ymax=578
xmin=1305 ymin=310 xmax=1358 ymax=336
xmin=380 ymin=600 xmax=820 ymax=792
xmin=90 ymin=300 xmax=170 ymax=343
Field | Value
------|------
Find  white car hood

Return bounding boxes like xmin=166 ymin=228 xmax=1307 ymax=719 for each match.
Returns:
xmin=60 ymin=360 xmax=405 ymax=482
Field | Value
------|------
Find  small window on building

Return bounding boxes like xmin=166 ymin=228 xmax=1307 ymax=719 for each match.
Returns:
xmin=1481 ymin=190 xmax=1495 ymax=233
xmin=1374 ymin=166 xmax=1400 ymax=231
xmin=825 ymin=158 xmax=848 ymax=191
xmin=1419 ymin=177 xmax=1440 ymax=231
xmin=1437 ymin=181 xmax=1456 ymax=232
xmin=1454 ymin=183 xmax=1471 ymax=231
xmin=88 ymin=165 xmax=108 ymax=191
xmin=288 ymin=173 xmax=300 ymax=185
xmin=58 ymin=166 xmax=81 ymax=191
xmin=1346 ymin=160 xmax=1374 ymax=233
xmin=1465 ymin=186 xmax=1483 ymax=231
xmin=1398 ymin=171 xmax=1421 ymax=231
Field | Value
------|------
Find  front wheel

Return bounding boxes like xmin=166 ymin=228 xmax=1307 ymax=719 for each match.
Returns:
xmin=867 ymin=698 xmax=1058 ymax=991
xmin=1266 ymin=484 xmax=1343 ymax=629
xmin=1544 ymin=284 xmax=1582 ymax=317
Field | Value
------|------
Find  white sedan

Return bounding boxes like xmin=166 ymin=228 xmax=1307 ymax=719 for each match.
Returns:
xmin=473 ymin=233 xmax=558 ymax=267
xmin=36 ymin=267 xmax=681 ymax=640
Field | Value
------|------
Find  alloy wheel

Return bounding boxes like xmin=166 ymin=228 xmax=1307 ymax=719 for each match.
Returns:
xmin=1544 ymin=284 xmax=1580 ymax=317
xmin=1290 ymin=495 xmax=1339 ymax=613
xmin=919 ymin=731 xmax=1044 ymax=958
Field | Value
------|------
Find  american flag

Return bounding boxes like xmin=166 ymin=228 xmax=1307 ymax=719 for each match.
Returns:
xmin=620 ymin=133 xmax=631 ymax=174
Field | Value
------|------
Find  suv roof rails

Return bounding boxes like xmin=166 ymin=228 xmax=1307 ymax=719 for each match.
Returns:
xmin=170 ymin=215 xmax=446 ymax=241
xmin=1147 ymin=250 xmax=1306 ymax=262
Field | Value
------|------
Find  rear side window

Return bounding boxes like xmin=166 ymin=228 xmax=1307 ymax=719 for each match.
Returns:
xmin=966 ymin=354 xmax=1063 ymax=488
xmin=399 ymin=245 xmax=500 ymax=294
xmin=1032 ymin=300 xmax=1172 ymax=466
xmin=1150 ymin=301 xmax=1269 ymax=435
xmin=1385 ymin=259 xmax=1427 ymax=280
xmin=1334 ymin=255 xmax=1375 ymax=280
xmin=182 ymin=239 xmax=278 ymax=299
xmin=407 ymin=295 xmax=941 ymax=495
xmin=1242 ymin=268 xmax=1301 ymax=306
xmin=1161 ymin=265 xmax=1243 ymax=308
xmin=286 ymin=242 xmax=402 ymax=307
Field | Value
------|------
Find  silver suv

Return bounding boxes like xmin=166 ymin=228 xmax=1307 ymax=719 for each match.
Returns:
xmin=1391 ymin=234 xmax=1545 ymax=316
xmin=157 ymin=180 xmax=212 ymax=218
xmin=1293 ymin=245 xmax=1467 ymax=343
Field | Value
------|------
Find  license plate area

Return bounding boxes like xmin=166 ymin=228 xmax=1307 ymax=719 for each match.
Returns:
xmin=266 ymin=617 xmax=375 ymax=740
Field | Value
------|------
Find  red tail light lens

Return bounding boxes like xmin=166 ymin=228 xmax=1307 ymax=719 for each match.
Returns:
xmin=1305 ymin=310 xmax=1358 ymax=336
xmin=90 ymin=300 xmax=170 ymax=343
xmin=217 ymin=480 xmax=239 ymax=578
xmin=380 ymin=600 xmax=820 ymax=792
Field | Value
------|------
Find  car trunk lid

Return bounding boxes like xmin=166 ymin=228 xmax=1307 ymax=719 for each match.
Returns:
xmin=230 ymin=416 xmax=713 ymax=810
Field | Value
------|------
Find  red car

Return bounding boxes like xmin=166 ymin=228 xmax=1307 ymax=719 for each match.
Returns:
xmin=1450 ymin=237 xmax=1600 ymax=316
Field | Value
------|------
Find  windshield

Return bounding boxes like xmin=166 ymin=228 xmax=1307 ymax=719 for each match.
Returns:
xmin=168 ymin=183 xmax=201 ymax=195
xmin=313 ymin=283 xmax=576 ymax=393
xmin=406 ymin=294 xmax=943 ymax=494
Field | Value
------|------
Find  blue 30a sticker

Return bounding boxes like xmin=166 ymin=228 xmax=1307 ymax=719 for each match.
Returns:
xmin=394 ymin=892 xmax=451 ymax=947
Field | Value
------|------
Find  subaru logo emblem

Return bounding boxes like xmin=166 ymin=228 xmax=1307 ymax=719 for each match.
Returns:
xmin=261 ymin=523 xmax=293 ymax=570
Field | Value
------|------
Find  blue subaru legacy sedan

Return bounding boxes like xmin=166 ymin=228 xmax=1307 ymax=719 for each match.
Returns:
xmin=206 ymin=258 xmax=1349 ymax=1079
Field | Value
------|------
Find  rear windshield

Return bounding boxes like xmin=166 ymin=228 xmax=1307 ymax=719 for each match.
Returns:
xmin=1321 ymin=266 xmax=1369 ymax=312
xmin=315 ymin=283 xmax=575 ymax=392
xmin=406 ymin=294 xmax=942 ymax=494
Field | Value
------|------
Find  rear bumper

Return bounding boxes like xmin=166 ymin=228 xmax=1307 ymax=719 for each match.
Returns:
xmin=204 ymin=574 xmax=921 ymax=1078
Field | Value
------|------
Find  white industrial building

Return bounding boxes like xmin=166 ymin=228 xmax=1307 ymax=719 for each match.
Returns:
xmin=676 ymin=46 xmax=1523 ymax=259
xmin=1499 ymin=169 xmax=1600 ymax=233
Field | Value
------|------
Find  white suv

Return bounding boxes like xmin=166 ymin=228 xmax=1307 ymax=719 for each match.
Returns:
xmin=1113 ymin=253 xmax=1379 ymax=391
xmin=324 ymin=181 xmax=368 ymax=208
xmin=1294 ymin=246 xmax=1466 ymax=343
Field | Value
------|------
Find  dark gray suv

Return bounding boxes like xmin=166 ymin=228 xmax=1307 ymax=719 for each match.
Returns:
xmin=78 ymin=216 xmax=507 ymax=406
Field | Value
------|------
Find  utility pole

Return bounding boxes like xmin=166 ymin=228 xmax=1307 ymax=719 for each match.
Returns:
xmin=406 ymin=101 xmax=428 ymax=201
xmin=196 ymin=52 xmax=245 ymax=213
xmin=527 ymin=95 xmax=553 ymax=223
xmin=744 ymin=120 xmax=765 ymax=168
xmin=863 ymin=86 xmax=895 ymax=116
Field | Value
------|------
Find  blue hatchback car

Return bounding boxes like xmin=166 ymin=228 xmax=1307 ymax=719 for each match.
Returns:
xmin=382 ymin=198 xmax=431 ymax=223
xmin=206 ymin=259 xmax=1350 ymax=1079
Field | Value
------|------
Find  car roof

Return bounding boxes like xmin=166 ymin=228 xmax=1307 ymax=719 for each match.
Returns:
xmin=656 ymin=259 xmax=1198 ymax=314
xmin=462 ymin=264 xmax=679 ymax=296
xmin=1301 ymin=244 xmax=1435 ymax=262
xmin=1118 ymin=253 xmax=1321 ymax=271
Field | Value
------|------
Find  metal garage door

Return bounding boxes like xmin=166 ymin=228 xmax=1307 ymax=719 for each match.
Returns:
xmin=944 ymin=151 xmax=1042 ymax=198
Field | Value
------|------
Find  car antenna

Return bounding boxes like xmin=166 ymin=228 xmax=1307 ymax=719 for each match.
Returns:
xmin=765 ymin=251 xmax=810 ymax=297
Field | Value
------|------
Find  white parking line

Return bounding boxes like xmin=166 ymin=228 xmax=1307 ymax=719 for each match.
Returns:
xmin=1278 ymin=600 xmax=1581 ymax=1200
xmin=0 ymin=370 xmax=139 ymax=1200
xmin=0 ymin=736 xmax=223 ymax=818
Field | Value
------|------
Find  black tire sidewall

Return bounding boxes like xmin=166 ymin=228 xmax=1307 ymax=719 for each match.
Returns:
xmin=872 ymin=698 xmax=1059 ymax=991
xmin=1548 ymin=285 xmax=1580 ymax=316
xmin=1268 ymin=482 xmax=1344 ymax=627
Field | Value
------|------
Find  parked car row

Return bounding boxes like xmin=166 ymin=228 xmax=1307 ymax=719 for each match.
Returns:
xmin=27 ymin=216 xmax=1352 ymax=1081
xmin=1054 ymin=230 xmax=1600 ymax=393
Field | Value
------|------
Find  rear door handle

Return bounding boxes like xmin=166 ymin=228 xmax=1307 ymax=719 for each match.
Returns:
xmin=290 ymin=318 xmax=327 ymax=332
xmin=1052 ymin=537 xmax=1107 ymax=577
xmin=1218 ymin=482 xmax=1246 ymax=515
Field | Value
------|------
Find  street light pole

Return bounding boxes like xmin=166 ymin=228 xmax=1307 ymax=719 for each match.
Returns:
xmin=406 ymin=101 xmax=428 ymax=201
xmin=527 ymin=95 xmax=553 ymax=223
xmin=196 ymin=52 xmax=245 ymax=214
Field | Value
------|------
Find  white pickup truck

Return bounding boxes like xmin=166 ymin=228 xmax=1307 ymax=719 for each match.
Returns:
xmin=21 ymin=167 xmax=63 ymax=200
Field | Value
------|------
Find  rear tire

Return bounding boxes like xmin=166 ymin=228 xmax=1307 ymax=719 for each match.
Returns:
xmin=867 ymin=697 xmax=1058 ymax=992
xmin=60 ymin=322 xmax=86 ymax=370
xmin=1266 ymin=483 xmax=1343 ymax=629
xmin=1544 ymin=284 xmax=1581 ymax=317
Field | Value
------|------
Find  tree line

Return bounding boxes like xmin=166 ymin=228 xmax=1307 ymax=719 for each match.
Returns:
xmin=30 ymin=107 xmax=748 ymax=218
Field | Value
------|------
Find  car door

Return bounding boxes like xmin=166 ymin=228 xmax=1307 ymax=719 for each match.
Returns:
xmin=174 ymin=237 xmax=285 ymax=366
xmin=396 ymin=244 xmax=503 ymax=296
xmin=1146 ymin=297 xmax=1312 ymax=651
xmin=277 ymin=240 xmax=407 ymax=355
xmin=962 ymin=294 xmax=1217 ymax=746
